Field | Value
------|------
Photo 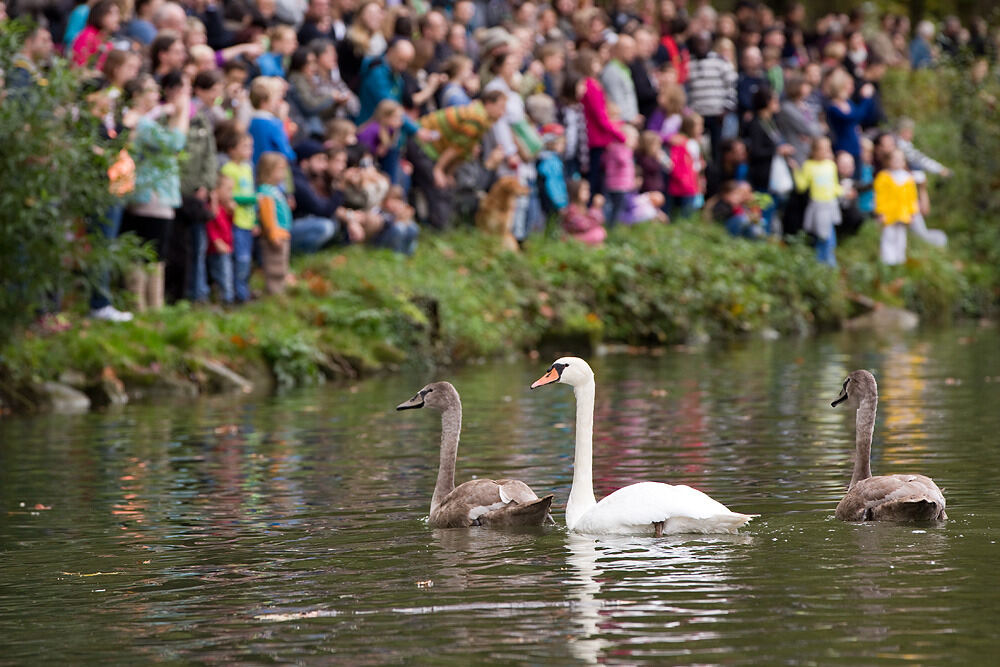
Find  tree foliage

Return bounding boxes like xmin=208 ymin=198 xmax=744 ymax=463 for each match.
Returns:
xmin=0 ymin=19 xmax=147 ymax=345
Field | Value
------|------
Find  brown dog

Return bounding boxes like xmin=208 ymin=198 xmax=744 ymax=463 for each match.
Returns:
xmin=475 ymin=176 xmax=530 ymax=252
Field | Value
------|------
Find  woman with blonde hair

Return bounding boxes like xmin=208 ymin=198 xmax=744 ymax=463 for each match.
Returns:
xmin=824 ymin=67 xmax=875 ymax=169
xmin=339 ymin=1 xmax=387 ymax=89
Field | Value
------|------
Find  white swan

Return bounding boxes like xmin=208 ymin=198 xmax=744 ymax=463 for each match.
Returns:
xmin=530 ymin=357 xmax=756 ymax=536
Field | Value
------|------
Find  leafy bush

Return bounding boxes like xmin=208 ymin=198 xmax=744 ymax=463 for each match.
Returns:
xmin=0 ymin=20 xmax=149 ymax=346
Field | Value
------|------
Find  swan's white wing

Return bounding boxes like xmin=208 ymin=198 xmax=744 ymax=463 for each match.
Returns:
xmin=574 ymin=482 xmax=754 ymax=535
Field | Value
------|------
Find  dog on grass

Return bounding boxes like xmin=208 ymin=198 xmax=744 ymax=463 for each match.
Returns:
xmin=475 ymin=176 xmax=530 ymax=252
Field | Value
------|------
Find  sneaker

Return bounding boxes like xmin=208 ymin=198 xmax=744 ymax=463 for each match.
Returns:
xmin=90 ymin=305 xmax=134 ymax=322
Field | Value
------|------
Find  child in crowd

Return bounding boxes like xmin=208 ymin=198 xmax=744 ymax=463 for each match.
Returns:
xmin=874 ymin=148 xmax=919 ymax=266
xmin=636 ymin=130 xmax=672 ymax=195
xmin=357 ymin=99 xmax=405 ymax=184
xmin=794 ymin=136 xmax=842 ymax=266
xmin=248 ymin=77 xmax=297 ymax=166
xmin=324 ymin=117 xmax=358 ymax=150
xmin=206 ymin=173 xmax=235 ymax=304
xmin=684 ymin=113 xmax=707 ymax=210
xmin=603 ymin=124 xmax=639 ymax=227
xmin=537 ymin=123 xmax=569 ymax=213
xmin=339 ymin=148 xmax=419 ymax=255
xmin=835 ymin=151 xmax=865 ymax=238
xmin=562 ymin=179 xmax=607 ymax=246
xmin=855 ymin=137 xmax=876 ymax=218
xmin=218 ymin=126 xmax=257 ymax=303
xmin=622 ymin=191 xmax=669 ymax=224
xmin=378 ymin=185 xmax=420 ymax=255
xmin=257 ymin=25 xmax=298 ymax=78
xmin=256 ymin=152 xmax=293 ymax=295
xmin=712 ymin=180 xmax=761 ymax=238
xmin=666 ymin=114 xmax=702 ymax=216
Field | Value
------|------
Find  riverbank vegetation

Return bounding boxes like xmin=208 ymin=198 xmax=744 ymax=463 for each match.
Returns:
xmin=2 ymin=68 xmax=999 ymax=412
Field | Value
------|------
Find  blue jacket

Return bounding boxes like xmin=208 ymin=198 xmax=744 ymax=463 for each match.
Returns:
xmin=357 ymin=56 xmax=418 ymax=134
xmin=538 ymin=151 xmax=568 ymax=211
xmin=256 ymin=52 xmax=286 ymax=78
xmin=249 ymin=112 xmax=297 ymax=166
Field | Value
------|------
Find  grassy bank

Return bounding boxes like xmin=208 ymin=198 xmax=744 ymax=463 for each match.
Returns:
xmin=2 ymin=215 xmax=993 ymax=413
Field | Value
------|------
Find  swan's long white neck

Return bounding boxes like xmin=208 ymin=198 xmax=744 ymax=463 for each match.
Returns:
xmin=566 ymin=378 xmax=598 ymax=529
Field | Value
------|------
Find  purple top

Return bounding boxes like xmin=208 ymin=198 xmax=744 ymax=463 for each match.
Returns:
xmin=356 ymin=121 xmax=398 ymax=155
xmin=646 ymin=109 xmax=683 ymax=143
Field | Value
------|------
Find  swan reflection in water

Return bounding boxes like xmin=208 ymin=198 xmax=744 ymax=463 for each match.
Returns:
xmin=564 ymin=532 xmax=751 ymax=664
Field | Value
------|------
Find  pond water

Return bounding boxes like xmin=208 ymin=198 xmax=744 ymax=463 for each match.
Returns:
xmin=2 ymin=325 xmax=999 ymax=664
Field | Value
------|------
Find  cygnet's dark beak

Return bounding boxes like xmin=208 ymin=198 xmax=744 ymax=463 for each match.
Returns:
xmin=831 ymin=391 xmax=848 ymax=408
xmin=396 ymin=394 xmax=425 ymax=411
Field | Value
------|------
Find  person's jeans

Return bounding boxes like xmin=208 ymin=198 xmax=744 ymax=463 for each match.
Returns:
xmin=187 ymin=222 xmax=210 ymax=302
xmin=606 ymin=191 xmax=628 ymax=228
xmin=588 ymin=146 xmax=606 ymax=201
xmin=232 ymin=227 xmax=254 ymax=303
xmin=373 ymin=220 xmax=419 ymax=255
xmin=815 ymin=226 xmax=838 ymax=266
xmin=89 ymin=204 xmax=123 ymax=311
xmin=665 ymin=195 xmax=697 ymax=218
xmin=380 ymin=146 xmax=403 ymax=188
xmin=207 ymin=252 xmax=234 ymax=304
xmin=291 ymin=216 xmax=339 ymax=254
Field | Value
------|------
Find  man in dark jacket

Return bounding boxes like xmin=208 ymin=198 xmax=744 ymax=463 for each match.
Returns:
xmin=290 ymin=140 xmax=342 ymax=253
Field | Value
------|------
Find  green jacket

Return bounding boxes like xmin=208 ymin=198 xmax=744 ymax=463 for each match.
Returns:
xmin=180 ymin=106 xmax=218 ymax=195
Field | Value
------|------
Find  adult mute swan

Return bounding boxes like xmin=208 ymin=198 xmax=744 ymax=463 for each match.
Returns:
xmin=830 ymin=370 xmax=947 ymax=521
xmin=530 ymin=358 xmax=756 ymax=536
xmin=397 ymin=381 xmax=554 ymax=528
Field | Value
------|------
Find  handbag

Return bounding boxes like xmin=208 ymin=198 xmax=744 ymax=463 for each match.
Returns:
xmin=107 ymin=148 xmax=136 ymax=197
xmin=769 ymin=155 xmax=793 ymax=195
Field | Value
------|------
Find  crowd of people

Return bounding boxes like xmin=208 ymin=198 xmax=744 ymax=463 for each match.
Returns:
xmin=3 ymin=0 xmax=991 ymax=323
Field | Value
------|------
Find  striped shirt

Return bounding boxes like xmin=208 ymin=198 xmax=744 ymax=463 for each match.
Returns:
xmin=686 ymin=53 xmax=737 ymax=118
xmin=418 ymin=101 xmax=494 ymax=160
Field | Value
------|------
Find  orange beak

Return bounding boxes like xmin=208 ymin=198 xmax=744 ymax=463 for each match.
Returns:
xmin=530 ymin=368 xmax=560 ymax=389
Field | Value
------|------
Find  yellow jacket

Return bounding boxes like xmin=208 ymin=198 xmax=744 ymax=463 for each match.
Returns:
xmin=873 ymin=170 xmax=918 ymax=225
xmin=794 ymin=159 xmax=841 ymax=202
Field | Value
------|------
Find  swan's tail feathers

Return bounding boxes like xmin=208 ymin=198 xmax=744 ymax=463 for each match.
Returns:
xmin=664 ymin=512 xmax=757 ymax=535
xmin=873 ymin=498 xmax=947 ymax=521
xmin=481 ymin=494 xmax=554 ymax=527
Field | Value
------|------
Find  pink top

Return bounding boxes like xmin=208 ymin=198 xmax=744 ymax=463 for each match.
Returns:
xmin=582 ymin=77 xmax=626 ymax=149
xmin=562 ymin=203 xmax=605 ymax=235
xmin=562 ymin=204 xmax=606 ymax=246
xmin=667 ymin=142 xmax=698 ymax=197
xmin=71 ymin=26 xmax=110 ymax=69
xmin=603 ymin=141 xmax=636 ymax=193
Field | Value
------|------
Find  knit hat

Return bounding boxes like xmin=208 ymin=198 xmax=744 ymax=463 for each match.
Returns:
xmin=295 ymin=139 xmax=326 ymax=162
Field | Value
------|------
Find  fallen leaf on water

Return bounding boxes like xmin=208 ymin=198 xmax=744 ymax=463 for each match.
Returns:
xmin=62 ymin=571 xmax=122 ymax=577
xmin=33 ymin=504 xmax=51 ymax=510
xmin=213 ymin=424 xmax=239 ymax=436
xmin=650 ymin=389 xmax=668 ymax=398
xmin=416 ymin=580 xmax=433 ymax=588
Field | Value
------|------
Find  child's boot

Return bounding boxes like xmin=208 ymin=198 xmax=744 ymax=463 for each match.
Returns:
xmin=147 ymin=262 xmax=165 ymax=310
xmin=125 ymin=265 xmax=148 ymax=313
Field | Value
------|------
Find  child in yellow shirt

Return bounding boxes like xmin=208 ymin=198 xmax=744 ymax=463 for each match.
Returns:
xmin=873 ymin=148 xmax=919 ymax=266
xmin=794 ymin=137 xmax=842 ymax=266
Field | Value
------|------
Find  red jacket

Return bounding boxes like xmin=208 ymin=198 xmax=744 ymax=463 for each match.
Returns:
xmin=667 ymin=143 xmax=698 ymax=197
xmin=207 ymin=205 xmax=234 ymax=254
